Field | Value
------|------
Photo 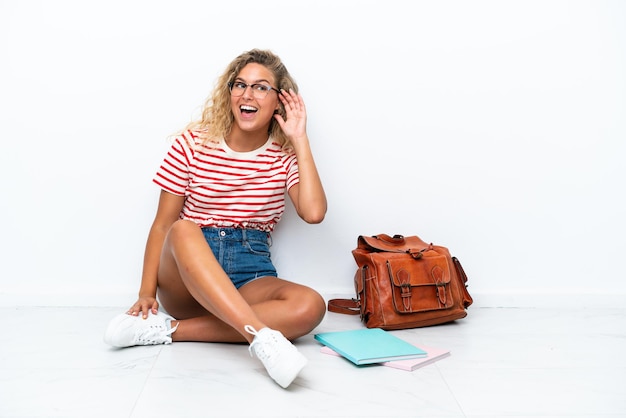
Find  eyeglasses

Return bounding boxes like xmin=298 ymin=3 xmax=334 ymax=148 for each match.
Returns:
xmin=228 ymin=81 xmax=280 ymax=99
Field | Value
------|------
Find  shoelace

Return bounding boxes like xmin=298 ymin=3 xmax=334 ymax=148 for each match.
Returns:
xmin=135 ymin=321 xmax=178 ymax=345
xmin=245 ymin=325 xmax=279 ymax=361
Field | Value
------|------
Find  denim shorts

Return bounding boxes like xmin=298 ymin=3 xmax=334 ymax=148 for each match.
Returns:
xmin=201 ymin=227 xmax=277 ymax=289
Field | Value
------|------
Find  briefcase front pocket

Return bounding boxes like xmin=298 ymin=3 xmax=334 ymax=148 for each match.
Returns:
xmin=381 ymin=251 xmax=454 ymax=314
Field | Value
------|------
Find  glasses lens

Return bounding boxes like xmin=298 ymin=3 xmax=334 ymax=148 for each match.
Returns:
xmin=252 ymin=84 xmax=271 ymax=99
xmin=230 ymin=82 xmax=245 ymax=96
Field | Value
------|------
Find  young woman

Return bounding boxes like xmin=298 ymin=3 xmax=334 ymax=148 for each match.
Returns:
xmin=104 ymin=49 xmax=327 ymax=388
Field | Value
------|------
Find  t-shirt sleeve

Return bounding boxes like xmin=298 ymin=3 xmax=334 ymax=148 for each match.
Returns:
xmin=285 ymin=153 xmax=299 ymax=191
xmin=152 ymin=133 xmax=195 ymax=196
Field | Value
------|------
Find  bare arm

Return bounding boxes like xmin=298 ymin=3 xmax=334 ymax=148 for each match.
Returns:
xmin=275 ymin=89 xmax=327 ymax=223
xmin=129 ymin=190 xmax=185 ymax=318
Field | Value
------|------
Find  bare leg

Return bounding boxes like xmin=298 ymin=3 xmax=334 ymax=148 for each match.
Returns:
xmin=156 ymin=220 xmax=326 ymax=343
xmin=166 ymin=277 xmax=326 ymax=342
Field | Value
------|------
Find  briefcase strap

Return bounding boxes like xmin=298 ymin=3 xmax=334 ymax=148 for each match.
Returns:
xmin=327 ymin=298 xmax=360 ymax=315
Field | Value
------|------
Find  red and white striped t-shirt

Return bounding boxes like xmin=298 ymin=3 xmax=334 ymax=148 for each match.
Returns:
xmin=153 ymin=130 xmax=299 ymax=232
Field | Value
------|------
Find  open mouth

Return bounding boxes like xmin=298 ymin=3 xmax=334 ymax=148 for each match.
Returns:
xmin=240 ymin=105 xmax=258 ymax=114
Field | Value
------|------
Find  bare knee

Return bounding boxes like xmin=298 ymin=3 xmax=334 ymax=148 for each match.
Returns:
xmin=162 ymin=220 xmax=209 ymax=260
xmin=166 ymin=219 xmax=201 ymax=243
xmin=288 ymin=289 xmax=326 ymax=339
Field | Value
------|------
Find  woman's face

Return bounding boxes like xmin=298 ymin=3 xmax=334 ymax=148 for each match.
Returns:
xmin=229 ymin=62 xmax=280 ymax=135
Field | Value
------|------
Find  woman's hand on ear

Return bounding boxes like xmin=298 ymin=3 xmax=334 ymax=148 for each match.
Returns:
xmin=274 ymin=89 xmax=307 ymax=144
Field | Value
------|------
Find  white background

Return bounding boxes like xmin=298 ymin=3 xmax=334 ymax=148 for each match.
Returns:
xmin=1 ymin=0 xmax=625 ymax=307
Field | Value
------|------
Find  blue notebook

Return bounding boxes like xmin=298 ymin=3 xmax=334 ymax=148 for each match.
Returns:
xmin=314 ymin=328 xmax=427 ymax=365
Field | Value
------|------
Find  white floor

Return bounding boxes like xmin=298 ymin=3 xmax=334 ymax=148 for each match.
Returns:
xmin=1 ymin=304 xmax=625 ymax=418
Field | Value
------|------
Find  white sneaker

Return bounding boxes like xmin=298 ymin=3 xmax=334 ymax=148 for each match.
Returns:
xmin=245 ymin=325 xmax=308 ymax=388
xmin=103 ymin=311 xmax=178 ymax=348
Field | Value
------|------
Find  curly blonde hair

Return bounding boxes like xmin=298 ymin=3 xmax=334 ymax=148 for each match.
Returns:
xmin=182 ymin=49 xmax=299 ymax=151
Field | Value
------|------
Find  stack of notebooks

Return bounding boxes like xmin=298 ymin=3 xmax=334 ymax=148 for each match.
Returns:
xmin=314 ymin=328 xmax=450 ymax=371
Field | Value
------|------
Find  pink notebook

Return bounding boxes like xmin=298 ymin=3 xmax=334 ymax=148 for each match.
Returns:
xmin=320 ymin=345 xmax=450 ymax=371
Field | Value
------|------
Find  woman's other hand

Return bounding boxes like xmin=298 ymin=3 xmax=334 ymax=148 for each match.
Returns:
xmin=127 ymin=296 xmax=159 ymax=319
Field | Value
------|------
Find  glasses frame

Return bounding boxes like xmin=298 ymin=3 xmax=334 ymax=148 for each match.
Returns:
xmin=228 ymin=82 xmax=280 ymax=99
